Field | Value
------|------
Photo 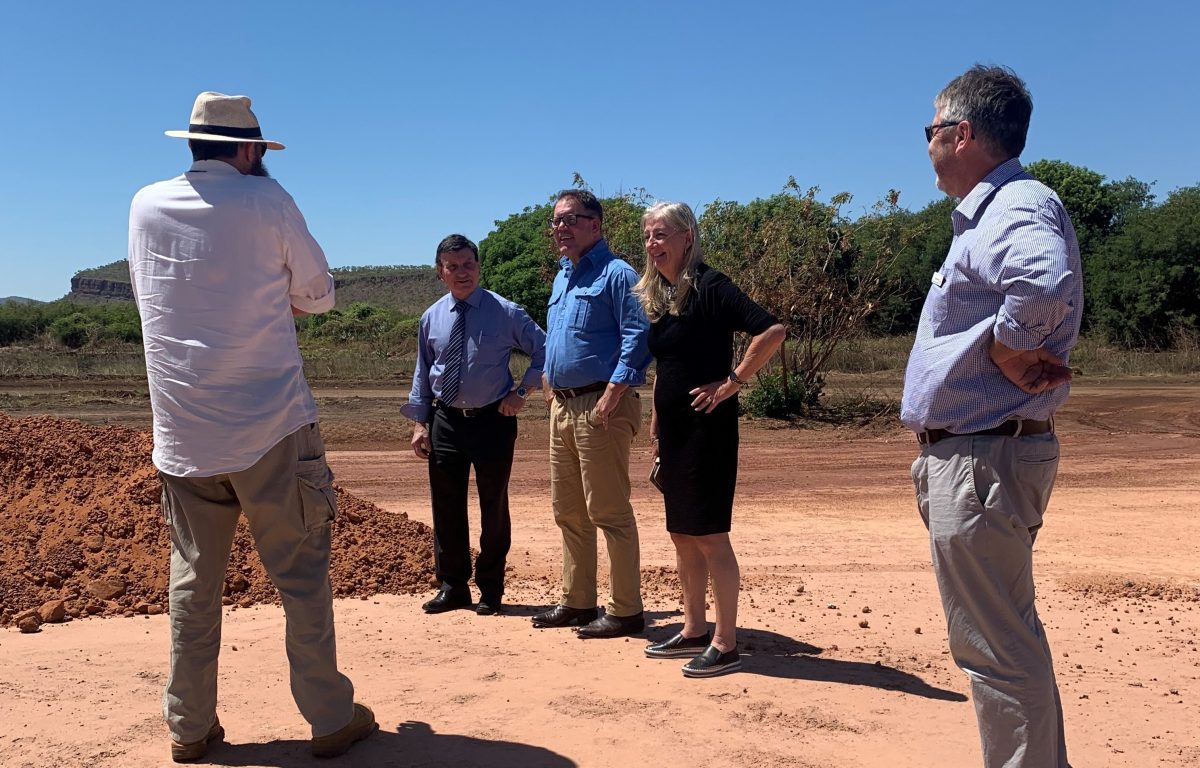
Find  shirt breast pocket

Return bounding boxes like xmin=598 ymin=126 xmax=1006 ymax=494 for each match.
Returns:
xmin=571 ymin=285 xmax=607 ymax=330
xmin=924 ymin=276 xmax=950 ymax=325
xmin=470 ymin=333 xmax=511 ymax=366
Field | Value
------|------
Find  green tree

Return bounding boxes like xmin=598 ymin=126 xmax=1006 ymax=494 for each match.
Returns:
xmin=862 ymin=196 xmax=955 ymax=334
xmin=1025 ymin=159 xmax=1153 ymax=260
xmin=700 ymin=180 xmax=906 ymax=411
xmin=478 ymin=177 xmax=649 ymax=327
xmin=1088 ymin=186 xmax=1200 ymax=348
xmin=479 ymin=202 xmax=556 ymax=327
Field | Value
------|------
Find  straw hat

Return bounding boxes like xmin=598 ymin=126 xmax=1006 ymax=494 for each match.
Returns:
xmin=165 ymin=91 xmax=285 ymax=150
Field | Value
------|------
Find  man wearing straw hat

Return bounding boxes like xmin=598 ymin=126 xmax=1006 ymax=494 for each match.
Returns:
xmin=128 ymin=91 xmax=376 ymax=762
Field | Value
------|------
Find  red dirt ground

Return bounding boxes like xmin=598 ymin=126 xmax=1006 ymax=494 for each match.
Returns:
xmin=1 ymin=378 xmax=1198 ymax=767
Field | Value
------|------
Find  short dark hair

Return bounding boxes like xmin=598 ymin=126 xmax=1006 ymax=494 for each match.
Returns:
xmin=188 ymin=139 xmax=241 ymax=161
xmin=553 ymin=189 xmax=604 ymax=223
xmin=935 ymin=65 xmax=1033 ymax=159
xmin=435 ymin=234 xmax=479 ymax=267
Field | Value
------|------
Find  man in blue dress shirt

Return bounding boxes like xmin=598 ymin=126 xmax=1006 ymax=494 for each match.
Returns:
xmin=402 ymin=234 xmax=546 ymax=616
xmin=902 ymin=66 xmax=1082 ymax=768
xmin=531 ymin=190 xmax=652 ymax=639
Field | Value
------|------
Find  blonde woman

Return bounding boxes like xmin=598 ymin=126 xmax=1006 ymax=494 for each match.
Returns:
xmin=636 ymin=202 xmax=785 ymax=676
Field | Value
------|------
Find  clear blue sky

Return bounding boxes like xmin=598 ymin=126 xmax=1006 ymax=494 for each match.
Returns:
xmin=2 ymin=1 xmax=1196 ymax=301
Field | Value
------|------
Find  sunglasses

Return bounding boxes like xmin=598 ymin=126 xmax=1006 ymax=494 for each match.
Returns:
xmin=924 ymin=120 xmax=961 ymax=143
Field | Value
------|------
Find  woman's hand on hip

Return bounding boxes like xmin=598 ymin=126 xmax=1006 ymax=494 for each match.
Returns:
xmin=689 ymin=377 xmax=741 ymax=414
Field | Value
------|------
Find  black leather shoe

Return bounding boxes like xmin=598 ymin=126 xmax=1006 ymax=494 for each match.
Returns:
xmin=422 ymin=589 xmax=471 ymax=614
xmin=475 ymin=597 xmax=503 ymax=616
xmin=645 ymin=631 xmax=712 ymax=659
xmin=531 ymin=604 xmax=598 ymax=628
xmin=681 ymin=644 xmax=741 ymax=677
xmin=577 ymin=611 xmax=645 ymax=639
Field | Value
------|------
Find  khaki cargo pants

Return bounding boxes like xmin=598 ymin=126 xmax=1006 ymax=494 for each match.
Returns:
xmin=159 ymin=423 xmax=355 ymax=743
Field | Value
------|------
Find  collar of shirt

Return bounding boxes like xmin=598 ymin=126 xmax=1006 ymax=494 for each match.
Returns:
xmin=953 ymin=157 xmax=1026 ymax=229
xmin=454 ymin=285 xmax=484 ymax=309
xmin=558 ymin=238 xmax=614 ymax=278
xmin=186 ymin=159 xmax=245 ymax=176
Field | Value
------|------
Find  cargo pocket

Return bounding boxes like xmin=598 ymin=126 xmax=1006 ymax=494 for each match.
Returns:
xmin=297 ymin=458 xmax=337 ymax=530
xmin=160 ymin=483 xmax=173 ymax=525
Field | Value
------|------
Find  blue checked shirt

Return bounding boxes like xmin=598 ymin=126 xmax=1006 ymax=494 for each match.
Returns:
xmin=401 ymin=287 xmax=546 ymax=424
xmin=544 ymin=239 xmax=651 ymax=389
xmin=900 ymin=159 xmax=1083 ymax=433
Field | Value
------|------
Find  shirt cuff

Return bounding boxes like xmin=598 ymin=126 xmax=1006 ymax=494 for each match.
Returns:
xmin=609 ymin=364 xmax=645 ymax=387
xmin=290 ymin=274 xmax=335 ymax=314
xmin=400 ymin=401 xmax=431 ymax=424
xmin=993 ymin=306 xmax=1054 ymax=351
xmin=519 ymin=369 xmax=543 ymax=391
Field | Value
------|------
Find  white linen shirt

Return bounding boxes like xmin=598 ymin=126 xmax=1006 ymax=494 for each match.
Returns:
xmin=128 ymin=160 xmax=335 ymax=477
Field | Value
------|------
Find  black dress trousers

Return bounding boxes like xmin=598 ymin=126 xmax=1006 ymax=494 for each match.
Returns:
xmin=427 ymin=405 xmax=518 ymax=601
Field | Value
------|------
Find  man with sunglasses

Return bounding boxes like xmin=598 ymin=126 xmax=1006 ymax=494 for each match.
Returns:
xmin=902 ymin=66 xmax=1082 ymax=767
xmin=532 ymin=189 xmax=652 ymax=639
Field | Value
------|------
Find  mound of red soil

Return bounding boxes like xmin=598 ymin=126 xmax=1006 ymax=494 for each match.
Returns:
xmin=0 ymin=413 xmax=434 ymax=630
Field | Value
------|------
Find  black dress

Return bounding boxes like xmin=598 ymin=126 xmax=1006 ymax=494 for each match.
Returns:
xmin=649 ymin=264 xmax=778 ymax=535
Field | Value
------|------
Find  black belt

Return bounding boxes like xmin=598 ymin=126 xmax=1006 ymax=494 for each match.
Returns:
xmin=917 ymin=418 xmax=1053 ymax=446
xmin=433 ymin=398 xmax=501 ymax=418
xmin=551 ymin=381 xmax=607 ymax=401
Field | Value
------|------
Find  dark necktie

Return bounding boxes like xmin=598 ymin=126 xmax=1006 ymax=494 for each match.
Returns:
xmin=440 ymin=300 xmax=469 ymax=405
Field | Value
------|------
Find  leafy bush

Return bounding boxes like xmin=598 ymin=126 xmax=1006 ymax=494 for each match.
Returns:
xmin=50 ymin=312 xmax=98 ymax=349
xmin=740 ymin=371 xmax=822 ymax=419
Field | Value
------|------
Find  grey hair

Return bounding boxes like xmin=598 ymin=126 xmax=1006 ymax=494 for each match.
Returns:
xmin=935 ymin=64 xmax=1033 ymax=159
xmin=634 ymin=201 xmax=703 ymax=322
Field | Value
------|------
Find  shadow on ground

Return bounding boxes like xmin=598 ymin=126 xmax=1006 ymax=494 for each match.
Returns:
xmin=737 ymin=627 xmax=967 ymax=702
xmin=206 ymin=720 xmax=576 ymax=767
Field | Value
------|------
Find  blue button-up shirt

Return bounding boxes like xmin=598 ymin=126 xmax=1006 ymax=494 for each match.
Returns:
xmin=544 ymin=239 xmax=651 ymax=389
xmin=900 ymin=158 xmax=1083 ymax=433
xmin=401 ymin=287 xmax=546 ymax=424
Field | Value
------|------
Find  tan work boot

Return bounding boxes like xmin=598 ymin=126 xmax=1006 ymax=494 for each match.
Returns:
xmin=311 ymin=702 xmax=378 ymax=758
xmin=171 ymin=718 xmax=224 ymax=763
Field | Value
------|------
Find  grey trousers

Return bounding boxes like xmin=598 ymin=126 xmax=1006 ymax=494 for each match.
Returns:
xmin=912 ymin=432 xmax=1068 ymax=768
xmin=160 ymin=423 xmax=355 ymax=743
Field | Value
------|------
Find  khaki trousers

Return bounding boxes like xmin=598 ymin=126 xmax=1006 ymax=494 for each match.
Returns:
xmin=912 ymin=432 xmax=1068 ymax=768
xmin=160 ymin=423 xmax=355 ymax=743
xmin=549 ymin=388 xmax=643 ymax=617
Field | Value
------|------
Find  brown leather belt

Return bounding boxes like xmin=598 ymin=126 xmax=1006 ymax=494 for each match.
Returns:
xmin=433 ymin=398 xmax=501 ymax=418
xmin=551 ymin=381 xmax=607 ymax=401
xmin=917 ymin=418 xmax=1053 ymax=446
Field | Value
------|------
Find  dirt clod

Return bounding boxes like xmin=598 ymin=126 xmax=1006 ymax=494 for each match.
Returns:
xmin=38 ymin=599 xmax=66 ymax=623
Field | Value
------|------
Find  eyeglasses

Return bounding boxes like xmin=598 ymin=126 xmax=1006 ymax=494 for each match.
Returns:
xmin=924 ymin=120 xmax=961 ymax=143
xmin=548 ymin=213 xmax=598 ymax=228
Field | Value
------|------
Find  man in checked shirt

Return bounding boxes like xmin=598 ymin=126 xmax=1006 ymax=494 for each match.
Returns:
xmin=901 ymin=66 xmax=1083 ymax=768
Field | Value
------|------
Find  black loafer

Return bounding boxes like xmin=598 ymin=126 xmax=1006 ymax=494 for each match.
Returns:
xmin=476 ymin=597 xmax=503 ymax=616
xmin=576 ymin=611 xmax=645 ymax=639
xmin=645 ymin=631 xmax=712 ymax=659
xmin=422 ymin=589 xmax=471 ymax=614
xmin=682 ymin=644 xmax=741 ymax=677
xmin=531 ymin=604 xmax=598 ymax=628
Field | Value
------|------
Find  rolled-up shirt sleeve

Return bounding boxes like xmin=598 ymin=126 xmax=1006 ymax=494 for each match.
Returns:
xmin=400 ymin=314 xmax=435 ymax=424
xmin=992 ymin=199 xmax=1079 ymax=351
xmin=281 ymin=195 xmax=336 ymax=315
xmin=608 ymin=267 xmax=652 ymax=386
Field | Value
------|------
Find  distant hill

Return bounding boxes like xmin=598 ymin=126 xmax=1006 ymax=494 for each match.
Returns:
xmin=331 ymin=265 xmax=445 ymax=315
xmin=0 ymin=296 xmax=44 ymax=306
xmin=67 ymin=260 xmax=444 ymax=315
